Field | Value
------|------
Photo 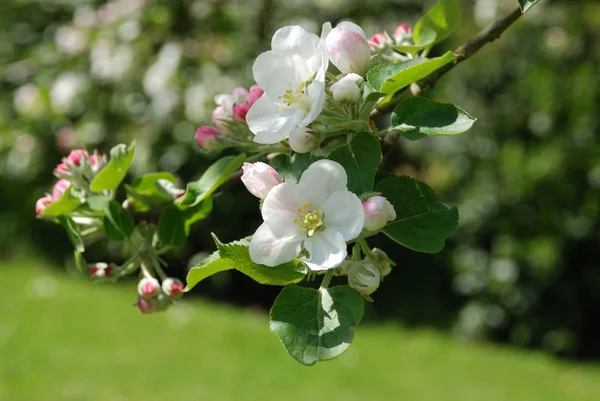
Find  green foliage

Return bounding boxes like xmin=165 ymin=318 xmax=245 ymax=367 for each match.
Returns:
xmin=330 ymin=132 xmax=382 ymax=195
xmin=125 ymin=172 xmax=179 ymax=211
xmin=269 ymin=153 xmax=310 ymax=183
xmin=413 ymin=0 xmax=460 ymax=45
xmin=394 ymin=28 xmax=437 ymax=54
xmin=59 ymin=216 xmax=84 ymax=253
xmin=157 ymin=199 xmax=213 ymax=248
xmin=377 ymin=176 xmax=458 ymax=253
xmin=181 ymin=154 xmax=246 ymax=206
xmin=518 ymin=0 xmax=540 ymax=12
xmin=86 ymin=196 xmax=135 ymax=242
xmin=40 ymin=188 xmax=82 ymax=217
xmin=391 ymin=97 xmax=476 ymax=140
xmin=90 ymin=143 xmax=135 ymax=193
xmin=270 ymin=284 xmax=365 ymax=366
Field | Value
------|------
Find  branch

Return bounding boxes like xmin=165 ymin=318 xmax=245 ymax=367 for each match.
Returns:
xmin=373 ymin=5 xmax=524 ymax=117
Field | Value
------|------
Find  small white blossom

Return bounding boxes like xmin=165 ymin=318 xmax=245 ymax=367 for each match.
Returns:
xmin=330 ymin=73 xmax=364 ymax=103
xmin=362 ymin=195 xmax=396 ymax=231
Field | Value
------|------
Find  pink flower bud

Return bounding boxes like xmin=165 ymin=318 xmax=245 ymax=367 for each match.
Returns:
xmin=362 ymin=196 xmax=397 ymax=231
xmin=137 ymin=277 xmax=161 ymax=299
xmin=288 ymin=127 xmax=317 ymax=154
xmin=162 ymin=278 xmax=185 ymax=299
xmin=195 ymin=126 xmax=222 ymax=150
xmin=325 ymin=22 xmax=371 ymax=76
xmin=89 ymin=262 xmax=112 ymax=278
xmin=56 ymin=162 xmax=70 ymax=173
xmin=137 ymin=297 xmax=157 ymax=314
xmin=393 ymin=23 xmax=412 ymax=42
xmin=35 ymin=195 xmax=54 ymax=215
xmin=52 ymin=179 xmax=71 ymax=199
xmin=232 ymin=102 xmax=251 ymax=122
xmin=241 ymin=162 xmax=282 ymax=199
xmin=247 ymin=85 xmax=264 ymax=106
xmin=90 ymin=151 xmax=107 ymax=173
xmin=211 ymin=105 xmax=229 ymax=132
xmin=369 ymin=32 xmax=392 ymax=49
xmin=231 ymin=87 xmax=249 ymax=103
xmin=67 ymin=149 xmax=89 ymax=167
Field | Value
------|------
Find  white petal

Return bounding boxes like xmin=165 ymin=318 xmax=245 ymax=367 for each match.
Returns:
xmin=253 ymin=51 xmax=297 ymax=100
xmin=301 ymin=230 xmax=347 ymax=271
xmin=336 ymin=21 xmax=367 ymax=40
xmin=261 ymin=182 xmax=304 ymax=237
xmin=249 ymin=223 xmax=303 ymax=267
xmin=272 ymin=26 xmax=322 ymax=61
xmin=300 ymin=79 xmax=326 ymax=127
xmin=322 ymin=190 xmax=365 ymax=241
xmin=298 ymin=160 xmax=348 ymax=207
xmin=247 ymin=95 xmax=305 ymax=143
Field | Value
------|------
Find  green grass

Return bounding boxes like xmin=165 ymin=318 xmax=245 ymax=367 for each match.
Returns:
xmin=1 ymin=260 xmax=599 ymax=401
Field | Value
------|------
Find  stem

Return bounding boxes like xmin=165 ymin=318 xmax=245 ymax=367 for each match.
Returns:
xmin=152 ymin=259 xmax=168 ymax=280
xmin=358 ymin=238 xmax=376 ymax=260
xmin=80 ymin=226 xmax=103 ymax=237
xmin=319 ymin=270 xmax=333 ymax=290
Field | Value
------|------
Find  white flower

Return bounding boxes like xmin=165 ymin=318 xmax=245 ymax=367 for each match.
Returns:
xmin=288 ymin=127 xmax=318 ymax=153
xmin=249 ymin=160 xmax=364 ymax=270
xmin=246 ymin=26 xmax=328 ymax=144
xmin=330 ymin=73 xmax=364 ymax=103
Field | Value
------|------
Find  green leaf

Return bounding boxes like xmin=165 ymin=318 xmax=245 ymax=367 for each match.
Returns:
xmin=518 ymin=0 xmax=540 ymax=13
xmin=185 ymin=250 xmax=234 ymax=291
xmin=394 ymin=28 xmax=437 ymax=54
xmin=125 ymin=172 xmax=179 ymax=211
xmin=376 ymin=176 xmax=458 ymax=253
xmin=367 ymin=52 xmax=457 ymax=97
xmin=270 ymin=284 xmax=364 ymax=366
xmin=330 ymin=133 xmax=382 ymax=195
xmin=413 ymin=0 xmax=461 ymax=45
xmin=268 ymin=153 xmax=310 ymax=183
xmin=59 ymin=216 xmax=85 ymax=252
xmin=181 ymin=154 xmax=245 ymax=206
xmin=90 ymin=142 xmax=135 ymax=192
xmin=157 ymin=204 xmax=186 ymax=248
xmin=391 ymin=96 xmax=476 ymax=140
xmin=103 ymin=200 xmax=135 ymax=242
xmin=182 ymin=198 xmax=213 ymax=234
xmin=40 ymin=188 xmax=82 ymax=217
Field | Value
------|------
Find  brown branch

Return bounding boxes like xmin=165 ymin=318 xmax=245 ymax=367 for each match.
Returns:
xmin=373 ymin=5 xmax=524 ymax=117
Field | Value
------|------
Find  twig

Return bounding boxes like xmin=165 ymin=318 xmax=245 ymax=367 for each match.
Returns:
xmin=373 ymin=5 xmax=524 ymax=117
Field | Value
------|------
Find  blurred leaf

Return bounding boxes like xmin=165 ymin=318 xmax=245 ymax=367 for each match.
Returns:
xmin=394 ymin=28 xmax=437 ymax=54
xmin=59 ymin=216 xmax=84 ymax=253
xmin=376 ymin=176 xmax=458 ymax=253
xmin=414 ymin=0 xmax=460 ymax=45
xmin=103 ymin=200 xmax=135 ymax=242
xmin=90 ymin=142 xmax=135 ymax=193
xmin=157 ymin=204 xmax=186 ymax=248
xmin=126 ymin=172 xmax=179 ymax=211
xmin=270 ymin=284 xmax=364 ymax=366
xmin=518 ymin=0 xmax=540 ymax=12
xmin=330 ymin=133 xmax=381 ymax=195
xmin=181 ymin=154 xmax=245 ymax=206
xmin=182 ymin=198 xmax=213 ymax=234
xmin=391 ymin=96 xmax=476 ymax=140
xmin=40 ymin=188 xmax=82 ymax=217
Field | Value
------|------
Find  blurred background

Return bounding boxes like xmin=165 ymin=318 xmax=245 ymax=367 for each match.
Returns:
xmin=1 ymin=0 xmax=600 ymax=399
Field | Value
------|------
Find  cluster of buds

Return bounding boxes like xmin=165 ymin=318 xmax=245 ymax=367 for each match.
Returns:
xmin=136 ymin=276 xmax=185 ymax=314
xmin=195 ymin=84 xmax=264 ymax=151
xmin=369 ymin=23 xmax=413 ymax=50
xmin=341 ymin=248 xmax=396 ymax=296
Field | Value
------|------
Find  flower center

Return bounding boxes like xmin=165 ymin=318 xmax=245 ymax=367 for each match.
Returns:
xmin=293 ymin=202 xmax=324 ymax=236
xmin=279 ymin=82 xmax=307 ymax=107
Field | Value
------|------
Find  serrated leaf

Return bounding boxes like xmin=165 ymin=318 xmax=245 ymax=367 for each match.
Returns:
xmin=185 ymin=250 xmax=233 ymax=291
xmin=376 ymin=176 xmax=458 ymax=253
xmin=40 ymin=188 xmax=82 ymax=217
xmin=270 ymin=284 xmax=364 ymax=366
xmin=90 ymin=142 xmax=135 ymax=192
xmin=181 ymin=154 xmax=245 ymax=206
xmin=518 ymin=0 xmax=540 ymax=13
xmin=391 ymin=96 xmax=476 ymax=140
xmin=414 ymin=0 xmax=460 ymax=45
xmin=330 ymin=133 xmax=381 ymax=195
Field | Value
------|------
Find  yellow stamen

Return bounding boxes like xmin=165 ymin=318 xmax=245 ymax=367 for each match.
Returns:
xmin=293 ymin=202 xmax=324 ymax=236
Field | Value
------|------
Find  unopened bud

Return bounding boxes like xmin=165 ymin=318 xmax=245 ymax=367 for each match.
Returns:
xmin=343 ymin=261 xmax=380 ymax=295
xmin=368 ymin=32 xmax=393 ymax=49
xmin=56 ymin=162 xmax=70 ymax=174
xmin=155 ymin=292 xmax=173 ymax=311
xmin=162 ymin=278 xmax=185 ymax=299
xmin=241 ymin=162 xmax=282 ymax=199
xmin=195 ymin=126 xmax=222 ymax=151
xmin=89 ymin=262 xmax=112 ymax=278
xmin=362 ymin=195 xmax=396 ymax=231
xmin=67 ymin=149 xmax=89 ymax=167
xmin=288 ymin=127 xmax=317 ymax=154
xmin=393 ymin=23 xmax=412 ymax=43
xmin=35 ymin=195 xmax=54 ymax=215
xmin=211 ymin=105 xmax=229 ymax=132
xmin=369 ymin=248 xmax=396 ymax=277
xmin=331 ymin=73 xmax=364 ymax=103
xmin=247 ymin=84 xmax=264 ymax=106
xmin=52 ymin=179 xmax=71 ymax=199
xmin=232 ymin=102 xmax=251 ymax=122
xmin=137 ymin=297 xmax=157 ymax=314
xmin=137 ymin=277 xmax=161 ymax=299
xmin=325 ymin=22 xmax=371 ymax=76
xmin=90 ymin=151 xmax=107 ymax=173
xmin=110 ymin=144 xmax=127 ymax=159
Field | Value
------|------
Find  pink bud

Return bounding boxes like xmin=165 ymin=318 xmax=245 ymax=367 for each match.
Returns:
xmin=362 ymin=196 xmax=397 ymax=231
xmin=325 ymin=22 xmax=371 ymax=76
xmin=195 ymin=126 xmax=222 ymax=151
xmin=211 ymin=105 xmax=229 ymax=132
xmin=90 ymin=262 xmax=112 ymax=278
xmin=137 ymin=277 xmax=161 ymax=299
xmin=369 ymin=32 xmax=392 ymax=48
xmin=231 ymin=87 xmax=249 ymax=103
xmin=137 ymin=297 xmax=157 ymax=314
xmin=241 ymin=162 xmax=282 ymax=199
xmin=35 ymin=195 xmax=54 ymax=215
xmin=56 ymin=162 xmax=69 ymax=173
xmin=393 ymin=23 xmax=412 ymax=43
xmin=52 ymin=179 xmax=71 ymax=199
xmin=247 ymin=85 xmax=264 ymax=106
xmin=232 ymin=102 xmax=251 ymax=122
xmin=162 ymin=278 xmax=185 ymax=299
xmin=90 ymin=152 xmax=107 ymax=173
xmin=67 ymin=149 xmax=89 ymax=167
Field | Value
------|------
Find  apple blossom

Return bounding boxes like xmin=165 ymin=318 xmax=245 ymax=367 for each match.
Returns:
xmin=241 ymin=162 xmax=282 ymax=199
xmin=232 ymin=102 xmax=251 ymax=121
xmin=35 ymin=195 xmax=54 ymax=215
xmin=393 ymin=23 xmax=412 ymax=43
xmin=67 ymin=148 xmax=89 ymax=167
xmin=211 ymin=105 xmax=229 ymax=132
xmin=90 ymin=151 xmax=107 ymax=173
xmin=137 ymin=277 xmax=160 ymax=299
xmin=330 ymin=73 xmax=364 ymax=103
xmin=162 ymin=278 xmax=185 ymax=299
xmin=56 ymin=162 xmax=70 ymax=174
xmin=323 ymin=21 xmax=371 ymax=76
xmin=195 ymin=126 xmax=221 ymax=150
xmin=246 ymin=26 xmax=328 ymax=144
xmin=249 ymin=160 xmax=364 ymax=270
xmin=362 ymin=195 xmax=396 ymax=231
xmin=369 ymin=32 xmax=393 ymax=49
xmin=52 ymin=179 xmax=71 ymax=199
xmin=137 ymin=297 xmax=157 ymax=314
xmin=247 ymin=84 xmax=264 ymax=105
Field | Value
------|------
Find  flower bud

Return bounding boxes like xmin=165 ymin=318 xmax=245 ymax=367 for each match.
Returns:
xmin=162 ymin=278 xmax=185 ymax=299
xmin=137 ymin=277 xmax=161 ymax=299
xmin=52 ymin=179 xmax=71 ymax=199
xmin=241 ymin=162 xmax=282 ymax=199
xmin=368 ymin=32 xmax=393 ymax=49
xmin=289 ymin=127 xmax=317 ymax=154
xmin=35 ymin=195 xmax=54 ymax=215
xmin=231 ymin=87 xmax=249 ymax=104
xmin=155 ymin=292 xmax=173 ymax=311
xmin=232 ymin=102 xmax=251 ymax=122
xmin=362 ymin=196 xmax=396 ymax=231
xmin=369 ymin=248 xmax=396 ymax=277
xmin=343 ymin=261 xmax=380 ymax=295
xmin=195 ymin=126 xmax=222 ymax=150
xmin=393 ymin=23 xmax=412 ymax=43
xmin=56 ymin=162 xmax=70 ymax=174
xmin=137 ymin=297 xmax=157 ymax=314
xmin=89 ymin=262 xmax=112 ymax=278
xmin=90 ymin=151 xmax=107 ymax=174
xmin=67 ymin=149 xmax=89 ymax=167
xmin=325 ymin=22 xmax=371 ymax=76
xmin=211 ymin=105 xmax=229 ymax=132
xmin=247 ymin=84 xmax=264 ymax=106
xmin=330 ymin=73 xmax=364 ymax=103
